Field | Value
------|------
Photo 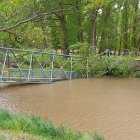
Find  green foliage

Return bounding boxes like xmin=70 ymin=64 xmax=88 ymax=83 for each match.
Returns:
xmin=73 ymin=58 xmax=87 ymax=76
xmin=0 ymin=135 xmax=6 ymax=140
xmin=0 ymin=0 xmax=139 ymax=78
xmin=92 ymin=132 xmax=105 ymax=140
xmin=89 ymin=56 xmax=106 ymax=77
xmin=0 ymin=109 xmax=82 ymax=140
xmin=104 ymin=56 xmax=134 ymax=77
xmin=134 ymin=71 xmax=140 ymax=78
xmin=22 ymin=23 xmax=46 ymax=48
xmin=84 ymin=0 xmax=104 ymax=10
xmin=72 ymin=55 xmax=134 ymax=78
xmin=0 ymin=110 xmax=105 ymax=140
xmin=0 ymin=0 xmax=139 ymax=53
xmin=70 ymin=43 xmax=91 ymax=57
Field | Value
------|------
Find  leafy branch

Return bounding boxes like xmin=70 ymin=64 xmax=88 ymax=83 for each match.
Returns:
xmin=0 ymin=7 xmax=73 ymax=32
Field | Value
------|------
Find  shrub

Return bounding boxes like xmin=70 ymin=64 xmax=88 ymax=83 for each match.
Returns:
xmin=89 ymin=56 xmax=106 ymax=77
xmin=91 ymin=56 xmax=133 ymax=77
xmin=106 ymin=56 xmax=134 ymax=77
xmin=134 ymin=71 xmax=140 ymax=78
xmin=71 ymin=55 xmax=134 ymax=78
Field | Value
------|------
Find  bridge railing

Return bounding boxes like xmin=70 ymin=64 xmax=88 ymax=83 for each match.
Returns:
xmin=0 ymin=47 xmax=89 ymax=83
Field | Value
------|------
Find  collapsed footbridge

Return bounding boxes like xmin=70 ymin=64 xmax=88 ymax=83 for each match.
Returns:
xmin=0 ymin=47 xmax=90 ymax=84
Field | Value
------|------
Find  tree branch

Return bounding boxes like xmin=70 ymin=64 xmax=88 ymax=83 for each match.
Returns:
xmin=0 ymin=7 xmax=73 ymax=32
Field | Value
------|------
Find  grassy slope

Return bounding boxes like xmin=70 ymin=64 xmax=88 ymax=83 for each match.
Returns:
xmin=0 ymin=110 xmax=105 ymax=140
xmin=0 ymin=130 xmax=45 ymax=140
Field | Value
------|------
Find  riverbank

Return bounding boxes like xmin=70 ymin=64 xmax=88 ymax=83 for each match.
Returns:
xmin=0 ymin=55 xmax=140 ymax=85
xmin=0 ymin=110 xmax=105 ymax=140
xmin=0 ymin=130 xmax=44 ymax=140
xmin=0 ymin=83 xmax=7 ymax=88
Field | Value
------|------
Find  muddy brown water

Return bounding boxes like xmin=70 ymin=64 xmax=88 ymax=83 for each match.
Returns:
xmin=0 ymin=77 xmax=140 ymax=140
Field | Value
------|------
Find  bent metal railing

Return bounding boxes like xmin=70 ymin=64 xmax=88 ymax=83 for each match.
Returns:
xmin=0 ymin=47 xmax=89 ymax=84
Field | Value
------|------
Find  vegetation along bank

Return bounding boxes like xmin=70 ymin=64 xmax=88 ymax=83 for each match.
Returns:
xmin=0 ymin=110 xmax=105 ymax=140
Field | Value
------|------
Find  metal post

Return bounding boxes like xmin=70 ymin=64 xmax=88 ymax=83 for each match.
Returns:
xmin=86 ymin=58 xmax=89 ymax=78
xmin=107 ymin=50 xmax=110 ymax=57
xmin=7 ymin=50 xmax=10 ymax=79
xmin=28 ymin=51 xmax=33 ymax=81
xmin=0 ymin=49 xmax=8 ymax=82
xmin=70 ymin=56 xmax=73 ymax=80
xmin=32 ymin=52 xmax=34 ymax=79
xmin=50 ymin=53 xmax=55 ymax=82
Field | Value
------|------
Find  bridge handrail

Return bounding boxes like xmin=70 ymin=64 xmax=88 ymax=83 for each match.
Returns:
xmin=0 ymin=47 xmax=84 ymax=58
xmin=0 ymin=47 xmax=111 ymax=60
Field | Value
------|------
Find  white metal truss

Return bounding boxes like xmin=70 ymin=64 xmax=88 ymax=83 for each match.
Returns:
xmin=0 ymin=47 xmax=89 ymax=83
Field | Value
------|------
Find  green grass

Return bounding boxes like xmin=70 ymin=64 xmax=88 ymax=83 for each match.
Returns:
xmin=0 ymin=110 xmax=105 ymax=140
xmin=0 ymin=135 xmax=6 ymax=140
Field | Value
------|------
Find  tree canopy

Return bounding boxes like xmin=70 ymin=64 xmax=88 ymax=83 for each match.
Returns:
xmin=0 ymin=0 xmax=140 ymax=55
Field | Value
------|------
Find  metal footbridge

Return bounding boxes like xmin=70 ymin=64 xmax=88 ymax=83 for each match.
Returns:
xmin=0 ymin=47 xmax=89 ymax=84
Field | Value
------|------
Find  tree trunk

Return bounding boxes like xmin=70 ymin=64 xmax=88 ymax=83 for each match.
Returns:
xmin=121 ymin=1 xmax=129 ymax=55
xmin=76 ymin=0 xmax=83 ymax=43
xmin=91 ymin=10 xmax=97 ymax=54
xmin=132 ymin=0 xmax=139 ymax=50
xmin=58 ymin=1 xmax=69 ymax=55
xmin=60 ymin=15 xmax=69 ymax=55
xmin=99 ymin=6 xmax=111 ymax=53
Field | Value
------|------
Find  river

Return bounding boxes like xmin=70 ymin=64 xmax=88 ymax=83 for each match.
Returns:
xmin=0 ymin=77 xmax=140 ymax=140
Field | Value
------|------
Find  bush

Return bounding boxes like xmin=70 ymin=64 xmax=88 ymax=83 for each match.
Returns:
xmin=89 ymin=56 xmax=106 ymax=77
xmin=104 ymin=56 xmax=134 ymax=77
xmin=71 ymin=55 xmax=134 ymax=78
xmin=72 ymin=57 xmax=88 ymax=77
xmin=134 ymin=71 xmax=140 ymax=78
